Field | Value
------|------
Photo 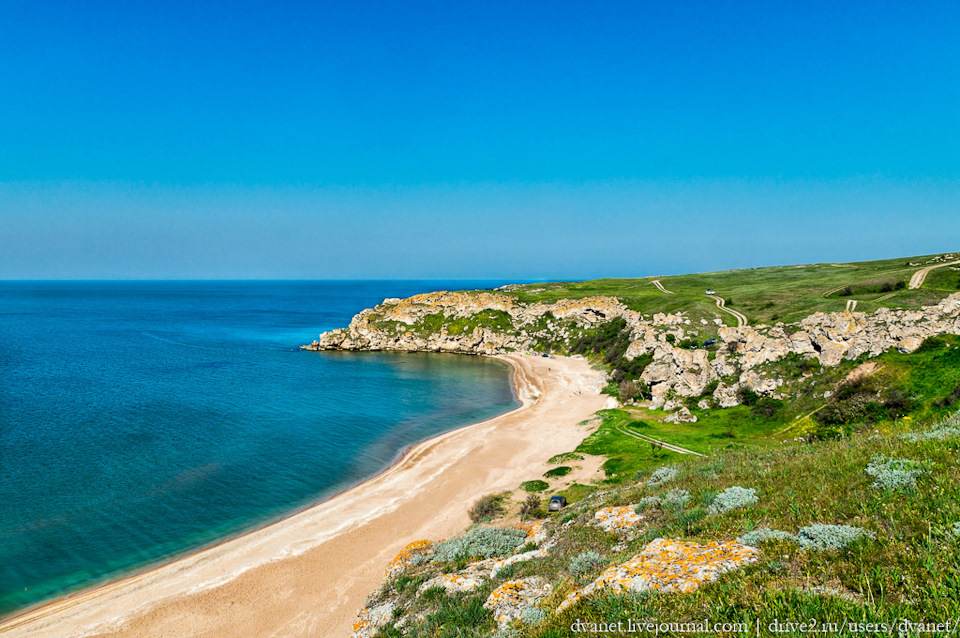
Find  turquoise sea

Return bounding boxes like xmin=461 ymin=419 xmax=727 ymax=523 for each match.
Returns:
xmin=0 ymin=281 xmax=520 ymax=618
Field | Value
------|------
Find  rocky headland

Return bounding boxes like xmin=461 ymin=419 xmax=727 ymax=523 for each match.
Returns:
xmin=303 ymin=291 xmax=960 ymax=414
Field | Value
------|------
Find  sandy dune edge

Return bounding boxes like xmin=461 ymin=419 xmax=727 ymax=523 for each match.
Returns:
xmin=0 ymin=354 xmax=605 ymax=638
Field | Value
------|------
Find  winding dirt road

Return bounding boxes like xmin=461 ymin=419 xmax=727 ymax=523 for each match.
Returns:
xmin=651 ymin=280 xmax=674 ymax=294
xmin=707 ymin=294 xmax=747 ymax=327
xmin=908 ymin=258 xmax=960 ymax=289
xmin=616 ymin=425 xmax=703 ymax=457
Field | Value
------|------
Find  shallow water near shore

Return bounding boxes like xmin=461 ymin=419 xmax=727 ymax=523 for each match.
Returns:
xmin=0 ymin=280 xmax=519 ymax=618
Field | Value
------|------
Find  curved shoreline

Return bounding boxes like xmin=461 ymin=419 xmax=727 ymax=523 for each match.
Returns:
xmin=0 ymin=354 xmax=605 ymax=638
xmin=0 ymin=354 xmax=525 ymax=627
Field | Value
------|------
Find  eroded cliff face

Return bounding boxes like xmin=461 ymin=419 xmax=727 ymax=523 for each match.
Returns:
xmin=302 ymin=291 xmax=960 ymax=411
xmin=303 ymin=291 xmax=636 ymax=355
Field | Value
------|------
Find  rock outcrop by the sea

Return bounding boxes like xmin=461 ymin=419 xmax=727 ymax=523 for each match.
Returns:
xmin=304 ymin=291 xmax=631 ymax=355
xmin=304 ymin=291 xmax=960 ymax=410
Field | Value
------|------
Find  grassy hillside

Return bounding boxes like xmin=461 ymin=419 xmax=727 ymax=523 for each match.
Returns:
xmin=359 ymin=254 xmax=960 ymax=638
xmin=371 ymin=408 xmax=960 ymax=638
xmin=511 ymin=334 xmax=960 ymax=501
xmin=504 ymin=252 xmax=960 ymax=326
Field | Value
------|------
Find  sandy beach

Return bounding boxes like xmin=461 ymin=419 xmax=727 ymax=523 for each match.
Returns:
xmin=0 ymin=354 xmax=606 ymax=638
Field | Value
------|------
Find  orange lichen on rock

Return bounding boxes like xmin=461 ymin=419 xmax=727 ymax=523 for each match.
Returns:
xmin=419 ymin=571 xmax=486 ymax=594
xmin=384 ymin=539 xmax=433 ymax=579
xmin=418 ymin=542 xmax=554 ymax=596
xmin=484 ymin=577 xmax=552 ymax=629
xmin=594 ymin=505 xmax=643 ymax=532
xmin=557 ymin=538 xmax=760 ymax=612
xmin=517 ymin=519 xmax=548 ymax=544
xmin=351 ymin=607 xmax=370 ymax=634
xmin=350 ymin=601 xmax=397 ymax=638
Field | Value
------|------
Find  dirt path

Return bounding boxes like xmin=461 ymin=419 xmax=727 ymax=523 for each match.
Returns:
xmin=707 ymin=294 xmax=747 ymax=327
xmin=616 ymin=425 xmax=704 ymax=457
xmin=908 ymin=259 xmax=960 ymax=289
xmin=822 ymin=285 xmax=848 ymax=298
xmin=651 ymin=280 xmax=674 ymax=295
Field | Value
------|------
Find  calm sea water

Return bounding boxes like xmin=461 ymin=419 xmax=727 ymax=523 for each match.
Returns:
xmin=0 ymin=281 xmax=520 ymax=618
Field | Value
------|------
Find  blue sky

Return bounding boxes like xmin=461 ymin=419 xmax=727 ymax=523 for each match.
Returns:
xmin=1 ymin=1 xmax=958 ymax=279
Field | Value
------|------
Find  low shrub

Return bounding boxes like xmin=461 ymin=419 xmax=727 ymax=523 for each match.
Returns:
xmin=776 ymin=352 xmax=823 ymax=378
xmin=816 ymin=384 xmax=885 ymax=427
xmin=431 ymin=527 xmax=528 ymax=562
xmin=878 ymin=280 xmax=906 ymax=293
xmin=882 ymin=387 xmax=914 ymax=416
xmin=751 ymin=397 xmax=784 ymax=418
xmin=519 ymin=494 xmax=542 ymax=519
xmin=619 ymin=379 xmax=651 ymax=402
xmin=660 ymin=488 xmax=692 ymax=513
xmin=569 ymin=318 xmax=652 ymax=381
xmin=737 ymin=527 xmax=797 ymax=547
xmin=469 ymin=493 xmax=508 ymax=523
xmin=736 ymin=387 xmax=761 ymax=406
xmin=569 ymin=550 xmax=606 ymax=576
xmin=707 ymin=486 xmax=758 ymax=515
xmin=646 ymin=466 xmax=679 ymax=487
xmin=865 ymin=455 xmax=925 ymax=492
xmin=634 ymin=496 xmax=661 ymax=513
xmin=899 ymin=413 xmax=960 ymax=441
xmin=521 ymin=607 xmax=546 ymax=625
xmin=795 ymin=524 xmax=875 ymax=551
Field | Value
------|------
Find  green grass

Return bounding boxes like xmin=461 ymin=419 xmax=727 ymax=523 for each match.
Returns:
xmin=921 ymin=265 xmax=960 ymax=292
xmin=504 ymin=252 xmax=958 ymax=326
xmin=572 ymin=335 xmax=960 ymax=486
xmin=370 ymin=309 xmax=517 ymax=339
xmin=525 ymin=413 xmax=960 ymax=637
xmin=573 ymin=407 xmax=788 ymax=484
xmin=521 ymin=480 xmax=550 ymax=492
xmin=575 ymin=410 xmax=689 ymax=481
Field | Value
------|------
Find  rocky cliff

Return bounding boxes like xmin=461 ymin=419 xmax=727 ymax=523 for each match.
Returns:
xmin=303 ymin=291 xmax=960 ymax=412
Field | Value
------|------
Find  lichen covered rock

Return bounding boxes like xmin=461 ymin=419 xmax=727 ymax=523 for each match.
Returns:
xmin=350 ymin=601 xmax=397 ymax=638
xmin=384 ymin=540 xmax=433 ymax=581
xmin=484 ymin=577 xmax=552 ymax=629
xmin=557 ymin=538 xmax=760 ymax=612
xmin=594 ymin=505 xmax=644 ymax=532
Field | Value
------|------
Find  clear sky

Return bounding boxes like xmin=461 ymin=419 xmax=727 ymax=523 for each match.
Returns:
xmin=1 ymin=1 xmax=958 ymax=280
